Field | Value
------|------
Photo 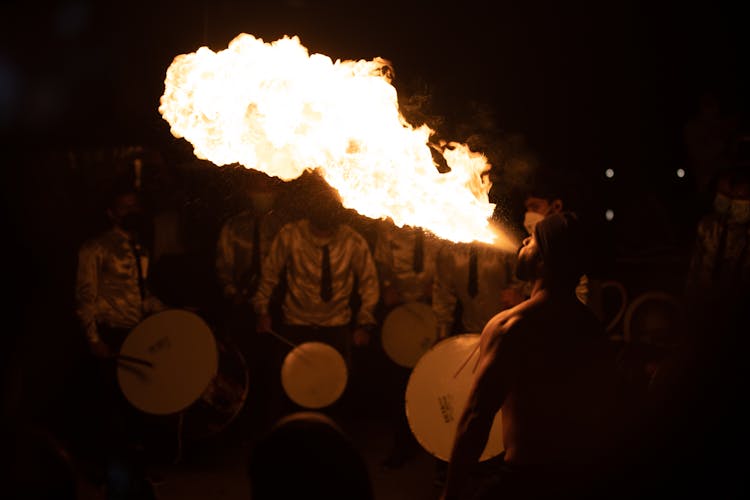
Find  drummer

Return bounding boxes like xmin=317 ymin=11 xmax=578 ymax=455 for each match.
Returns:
xmin=74 ymin=181 xmax=168 ymax=490
xmin=373 ymin=219 xmax=439 ymax=310
xmin=253 ymin=173 xmax=379 ymax=424
xmin=372 ymin=219 xmax=440 ymax=470
xmin=429 ymin=219 xmax=525 ymax=482
xmin=75 ymin=181 xmax=167 ymax=358
xmin=441 ymin=212 xmax=625 ymax=500
xmin=432 ymin=222 xmax=526 ymax=341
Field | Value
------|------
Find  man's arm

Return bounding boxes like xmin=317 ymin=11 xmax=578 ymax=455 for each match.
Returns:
xmin=75 ymin=242 xmax=101 ymax=344
xmin=216 ymin=219 xmax=238 ymax=299
xmin=442 ymin=320 xmax=522 ymax=500
xmin=251 ymin=225 xmax=290 ymax=321
xmin=354 ymin=236 xmax=380 ymax=328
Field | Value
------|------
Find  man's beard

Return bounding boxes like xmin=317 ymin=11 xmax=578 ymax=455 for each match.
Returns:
xmin=516 ymin=252 xmax=538 ymax=282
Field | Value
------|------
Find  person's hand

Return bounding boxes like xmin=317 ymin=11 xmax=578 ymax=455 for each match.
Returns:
xmin=89 ymin=340 xmax=113 ymax=359
xmin=353 ymin=327 xmax=371 ymax=347
xmin=256 ymin=314 xmax=273 ymax=334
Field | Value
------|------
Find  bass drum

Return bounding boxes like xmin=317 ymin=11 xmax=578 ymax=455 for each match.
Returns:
xmin=182 ymin=336 xmax=249 ymax=440
xmin=117 ymin=309 xmax=248 ymax=439
xmin=281 ymin=342 xmax=348 ymax=410
xmin=381 ymin=302 xmax=438 ymax=368
xmin=405 ymin=333 xmax=503 ymax=462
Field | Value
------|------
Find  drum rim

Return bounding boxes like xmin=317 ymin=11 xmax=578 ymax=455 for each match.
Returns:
xmin=183 ymin=338 xmax=251 ymax=440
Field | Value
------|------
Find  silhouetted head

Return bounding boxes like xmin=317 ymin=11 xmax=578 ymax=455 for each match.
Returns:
xmin=517 ymin=211 xmax=587 ymax=290
xmin=301 ymin=173 xmax=345 ymax=234
xmin=523 ymin=173 xmax=566 ymax=235
xmin=106 ymin=182 xmax=147 ymax=237
xmin=249 ymin=412 xmax=372 ymax=500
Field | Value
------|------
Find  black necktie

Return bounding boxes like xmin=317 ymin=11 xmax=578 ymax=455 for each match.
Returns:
xmin=131 ymin=240 xmax=146 ymax=300
xmin=241 ymin=217 xmax=262 ymax=296
xmin=251 ymin=217 xmax=261 ymax=275
xmin=413 ymin=228 xmax=424 ymax=273
xmin=468 ymin=244 xmax=478 ymax=298
xmin=320 ymin=244 xmax=333 ymax=302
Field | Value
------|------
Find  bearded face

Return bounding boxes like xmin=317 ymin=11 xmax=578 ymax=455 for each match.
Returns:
xmin=516 ymin=235 xmax=542 ymax=282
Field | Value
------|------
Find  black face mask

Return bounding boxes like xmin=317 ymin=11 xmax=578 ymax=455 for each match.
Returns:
xmin=120 ymin=213 xmax=146 ymax=235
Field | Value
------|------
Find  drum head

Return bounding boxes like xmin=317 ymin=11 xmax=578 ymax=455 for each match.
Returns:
xmin=117 ymin=310 xmax=218 ymax=415
xmin=381 ymin=302 xmax=438 ymax=368
xmin=405 ymin=334 xmax=503 ymax=462
xmin=281 ymin=342 xmax=347 ymax=409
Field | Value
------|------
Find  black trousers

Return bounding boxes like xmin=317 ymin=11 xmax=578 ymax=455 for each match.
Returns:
xmin=261 ymin=324 xmax=353 ymax=432
xmin=98 ymin=326 xmax=177 ymax=458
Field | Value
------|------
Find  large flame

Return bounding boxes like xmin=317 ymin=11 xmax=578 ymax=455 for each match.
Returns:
xmin=159 ymin=34 xmax=513 ymax=247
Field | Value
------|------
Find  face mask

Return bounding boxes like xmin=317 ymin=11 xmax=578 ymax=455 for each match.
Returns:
xmin=250 ymin=192 xmax=276 ymax=213
xmin=523 ymin=211 xmax=545 ymax=236
xmin=120 ymin=213 xmax=146 ymax=234
xmin=713 ymin=193 xmax=731 ymax=215
xmin=728 ymin=200 xmax=750 ymax=224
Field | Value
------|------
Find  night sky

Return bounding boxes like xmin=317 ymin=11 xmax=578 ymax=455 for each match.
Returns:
xmin=4 ymin=0 xmax=746 ymax=163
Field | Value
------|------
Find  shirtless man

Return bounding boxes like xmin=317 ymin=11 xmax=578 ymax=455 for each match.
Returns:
xmin=441 ymin=212 xmax=623 ymax=500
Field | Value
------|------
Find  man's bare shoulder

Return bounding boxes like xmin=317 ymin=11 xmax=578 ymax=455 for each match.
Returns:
xmin=481 ymin=298 xmax=539 ymax=351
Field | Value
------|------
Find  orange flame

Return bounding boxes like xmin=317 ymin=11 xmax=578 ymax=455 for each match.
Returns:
xmin=159 ymin=34 xmax=514 ymax=247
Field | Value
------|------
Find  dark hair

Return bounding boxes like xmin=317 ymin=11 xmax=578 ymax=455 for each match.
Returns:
xmin=105 ymin=180 xmax=139 ymax=210
xmin=249 ymin=412 xmax=373 ymax=500
xmin=533 ymin=211 xmax=589 ymax=287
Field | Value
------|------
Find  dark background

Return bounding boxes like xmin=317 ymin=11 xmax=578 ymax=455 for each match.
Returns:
xmin=1 ymin=0 xmax=747 ymax=487
xmin=3 ymin=0 xmax=746 ymax=238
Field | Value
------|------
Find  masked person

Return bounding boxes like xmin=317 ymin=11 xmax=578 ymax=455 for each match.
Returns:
xmin=373 ymin=220 xmax=440 ymax=469
xmin=429 ymin=227 xmax=525 ymax=483
xmin=216 ymin=171 xmax=286 ymax=308
xmin=441 ymin=212 xmax=625 ymax=500
xmin=215 ymin=169 xmax=289 ymax=438
xmin=252 ymin=173 xmax=379 ymax=427
xmin=686 ymin=167 xmax=750 ymax=302
xmin=74 ymin=182 xmax=168 ymax=492
xmin=433 ymin=236 xmax=526 ymax=341
xmin=373 ymin=220 xmax=439 ymax=308
xmin=76 ymin=183 xmax=166 ymax=358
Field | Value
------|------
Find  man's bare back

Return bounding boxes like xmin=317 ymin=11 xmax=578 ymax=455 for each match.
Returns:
xmin=479 ymin=290 xmax=617 ymax=465
xmin=442 ymin=213 xmax=623 ymax=500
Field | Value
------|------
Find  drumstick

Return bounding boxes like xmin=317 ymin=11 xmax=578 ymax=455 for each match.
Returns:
xmin=453 ymin=342 xmax=481 ymax=378
xmin=115 ymin=354 xmax=154 ymax=368
xmin=266 ymin=329 xmax=313 ymax=363
xmin=266 ymin=329 xmax=300 ymax=349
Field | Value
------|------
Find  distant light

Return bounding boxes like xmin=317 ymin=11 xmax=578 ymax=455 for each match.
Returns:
xmin=605 ymin=209 xmax=614 ymax=221
xmin=676 ymin=168 xmax=685 ymax=178
xmin=605 ymin=168 xmax=614 ymax=178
